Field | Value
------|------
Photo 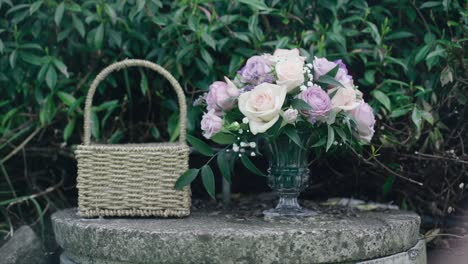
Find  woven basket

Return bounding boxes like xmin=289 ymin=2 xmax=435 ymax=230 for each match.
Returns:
xmin=76 ymin=59 xmax=191 ymax=218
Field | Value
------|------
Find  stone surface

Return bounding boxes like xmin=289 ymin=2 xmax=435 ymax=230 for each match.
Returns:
xmin=358 ymin=240 xmax=426 ymax=264
xmin=52 ymin=208 xmax=422 ymax=264
xmin=0 ymin=225 xmax=45 ymax=264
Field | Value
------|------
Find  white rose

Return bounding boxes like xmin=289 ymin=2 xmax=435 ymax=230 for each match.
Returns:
xmin=329 ymin=87 xmax=360 ymax=112
xmin=238 ymin=83 xmax=287 ymax=134
xmin=275 ymin=57 xmax=305 ymax=92
xmin=283 ymin=108 xmax=298 ymax=123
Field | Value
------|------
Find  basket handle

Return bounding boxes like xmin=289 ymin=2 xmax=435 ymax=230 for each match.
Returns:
xmin=83 ymin=59 xmax=187 ymax=145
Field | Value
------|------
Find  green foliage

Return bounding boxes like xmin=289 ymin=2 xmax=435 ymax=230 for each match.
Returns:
xmin=0 ymin=0 xmax=467 ymax=231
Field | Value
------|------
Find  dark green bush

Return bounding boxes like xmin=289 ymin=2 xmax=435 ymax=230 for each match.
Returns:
xmin=0 ymin=0 xmax=467 ymax=237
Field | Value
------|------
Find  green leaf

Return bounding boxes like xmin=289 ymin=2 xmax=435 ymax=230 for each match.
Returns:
xmin=415 ymin=44 xmax=431 ymax=64
xmin=72 ymin=14 xmax=85 ymax=37
xmin=210 ymin=133 xmax=235 ymax=145
xmin=386 ymin=31 xmax=414 ymax=40
xmin=201 ymin=32 xmax=216 ymax=50
xmin=187 ymin=134 xmax=213 ymax=156
xmin=411 ymin=107 xmax=422 ymax=133
xmin=373 ymin=90 xmax=391 ymax=111
xmin=20 ymin=52 xmax=43 ymax=66
xmin=385 ymin=56 xmax=408 ymax=72
xmin=420 ymin=1 xmax=441 ymax=9
xmin=426 ymin=48 xmax=445 ymax=60
xmin=283 ymin=126 xmax=303 ymax=148
xmin=54 ymin=2 xmax=65 ymax=26
xmin=9 ymin=50 xmax=17 ymax=68
xmin=290 ymin=98 xmax=312 ymax=110
xmin=136 ymin=0 xmax=146 ymax=12
xmin=176 ymin=44 xmax=194 ymax=61
xmin=39 ymin=96 xmax=56 ymax=126
xmin=325 ymin=64 xmax=339 ymax=78
xmin=140 ymin=71 xmax=148 ymax=95
xmin=201 ymin=165 xmax=216 ymax=199
xmin=168 ymin=115 xmax=180 ymax=142
xmin=150 ymin=126 xmax=160 ymax=139
xmin=200 ymin=48 xmax=213 ymax=67
xmin=57 ymin=91 xmax=76 ymax=106
xmin=317 ymin=75 xmax=344 ymax=88
xmin=364 ymin=70 xmax=375 ymax=84
xmin=312 ymin=137 xmax=326 ymax=147
xmin=238 ymin=0 xmax=272 ymax=11
xmin=63 ymin=117 xmax=75 ymax=141
xmin=335 ymin=127 xmax=347 ymax=142
xmin=382 ymin=175 xmax=396 ymax=195
xmin=240 ymin=155 xmax=265 ymax=176
xmin=108 ymin=130 xmax=124 ymax=144
xmin=91 ymin=111 xmax=100 ymax=139
xmin=45 ymin=66 xmax=57 ymax=89
xmin=421 ymin=111 xmax=434 ymax=125
xmin=94 ymin=24 xmax=104 ymax=49
xmin=94 ymin=100 xmax=119 ymax=111
xmin=217 ymin=151 xmax=231 ymax=184
xmin=29 ymin=0 xmax=43 ymax=15
xmin=104 ymin=4 xmax=117 ymax=24
xmin=366 ymin=22 xmax=381 ymax=45
xmin=53 ymin=59 xmax=69 ymax=77
xmin=174 ymin=169 xmax=199 ymax=190
xmin=326 ymin=125 xmax=335 ymax=152
xmin=67 ymin=3 xmax=81 ymax=12
xmin=389 ymin=107 xmax=412 ymax=118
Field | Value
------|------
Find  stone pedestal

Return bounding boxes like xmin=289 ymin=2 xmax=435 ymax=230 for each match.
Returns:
xmin=52 ymin=208 xmax=426 ymax=264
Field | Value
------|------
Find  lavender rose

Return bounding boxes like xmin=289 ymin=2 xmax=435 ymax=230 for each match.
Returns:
xmin=238 ymin=56 xmax=274 ymax=85
xmin=313 ymin=57 xmax=337 ymax=80
xmin=334 ymin=59 xmax=348 ymax=75
xmin=348 ymin=102 xmax=375 ymax=143
xmin=206 ymin=78 xmax=239 ymax=115
xmin=297 ymin=85 xmax=332 ymax=123
xmin=334 ymin=59 xmax=353 ymax=84
xmin=201 ymin=109 xmax=223 ymax=139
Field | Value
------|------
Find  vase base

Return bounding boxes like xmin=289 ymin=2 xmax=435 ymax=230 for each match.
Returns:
xmin=263 ymin=207 xmax=318 ymax=219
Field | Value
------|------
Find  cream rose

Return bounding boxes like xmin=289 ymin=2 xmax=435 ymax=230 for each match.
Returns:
xmin=275 ymin=57 xmax=305 ymax=92
xmin=273 ymin=48 xmax=306 ymax=62
xmin=262 ymin=48 xmax=306 ymax=65
xmin=329 ymin=87 xmax=361 ymax=112
xmin=238 ymin=83 xmax=287 ymax=134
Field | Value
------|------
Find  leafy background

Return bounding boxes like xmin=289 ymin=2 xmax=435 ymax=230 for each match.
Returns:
xmin=0 ymin=0 xmax=467 ymax=260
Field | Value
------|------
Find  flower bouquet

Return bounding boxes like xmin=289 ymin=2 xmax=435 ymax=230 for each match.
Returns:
xmin=176 ymin=48 xmax=375 ymax=217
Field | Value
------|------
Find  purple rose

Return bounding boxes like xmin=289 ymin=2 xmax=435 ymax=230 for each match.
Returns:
xmin=334 ymin=59 xmax=348 ymax=75
xmin=348 ymin=102 xmax=375 ymax=143
xmin=206 ymin=79 xmax=238 ymax=115
xmin=334 ymin=59 xmax=353 ymax=84
xmin=201 ymin=109 xmax=223 ymax=139
xmin=238 ymin=56 xmax=273 ymax=85
xmin=296 ymin=85 xmax=332 ymax=123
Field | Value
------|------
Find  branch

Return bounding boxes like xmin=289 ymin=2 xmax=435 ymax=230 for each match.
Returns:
xmin=1 ymin=127 xmax=41 ymax=164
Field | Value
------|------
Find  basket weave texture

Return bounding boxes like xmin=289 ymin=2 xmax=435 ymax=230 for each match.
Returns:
xmin=76 ymin=59 xmax=190 ymax=218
